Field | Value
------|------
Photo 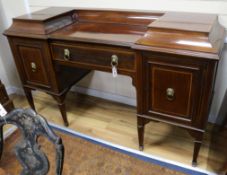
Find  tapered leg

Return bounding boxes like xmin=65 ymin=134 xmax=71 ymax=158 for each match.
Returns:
xmin=58 ymin=102 xmax=68 ymax=127
xmin=52 ymin=94 xmax=69 ymax=127
xmin=192 ymin=140 xmax=202 ymax=167
xmin=189 ymin=131 xmax=203 ymax=167
xmin=24 ymin=88 xmax=35 ymax=111
xmin=137 ymin=117 xmax=145 ymax=151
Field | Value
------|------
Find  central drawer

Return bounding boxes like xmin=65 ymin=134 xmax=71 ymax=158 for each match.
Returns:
xmin=50 ymin=43 xmax=136 ymax=73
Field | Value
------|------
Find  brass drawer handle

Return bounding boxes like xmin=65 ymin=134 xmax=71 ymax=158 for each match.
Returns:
xmin=30 ymin=62 xmax=37 ymax=72
xmin=111 ymin=55 xmax=118 ymax=67
xmin=64 ymin=49 xmax=70 ymax=60
xmin=166 ymin=88 xmax=175 ymax=101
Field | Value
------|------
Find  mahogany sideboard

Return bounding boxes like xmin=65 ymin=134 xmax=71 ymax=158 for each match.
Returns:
xmin=4 ymin=7 xmax=225 ymax=166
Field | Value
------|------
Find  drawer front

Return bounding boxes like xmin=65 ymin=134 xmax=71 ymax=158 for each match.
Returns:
xmin=51 ymin=43 xmax=136 ymax=73
xmin=18 ymin=46 xmax=50 ymax=87
xmin=144 ymin=59 xmax=202 ymax=124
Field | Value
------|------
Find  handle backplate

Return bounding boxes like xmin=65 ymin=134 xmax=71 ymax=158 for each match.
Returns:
xmin=31 ymin=62 xmax=37 ymax=72
xmin=166 ymin=88 xmax=175 ymax=101
xmin=64 ymin=49 xmax=70 ymax=60
xmin=111 ymin=55 xmax=118 ymax=67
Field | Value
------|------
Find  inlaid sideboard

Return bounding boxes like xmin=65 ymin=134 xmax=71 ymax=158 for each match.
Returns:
xmin=4 ymin=7 xmax=225 ymax=166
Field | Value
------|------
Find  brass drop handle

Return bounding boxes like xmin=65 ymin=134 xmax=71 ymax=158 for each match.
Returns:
xmin=166 ymin=88 xmax=175 ymax=101
xmin=111 ymin=55 xmax=118 ymax=67
xmin=30 ymin=62 xmax=37 ymax=72
xmin=64 ymin=49 xmax=70 ymax=60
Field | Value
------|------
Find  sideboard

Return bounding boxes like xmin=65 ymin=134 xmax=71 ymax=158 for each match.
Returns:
xmin=4 ymin=7 xmax=225 ymax=166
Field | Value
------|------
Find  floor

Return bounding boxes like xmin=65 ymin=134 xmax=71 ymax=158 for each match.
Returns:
xmin=0 ymin=128 xmax=186 ymax=175
xmin=7 ymin=92 xmax=227 ymax=174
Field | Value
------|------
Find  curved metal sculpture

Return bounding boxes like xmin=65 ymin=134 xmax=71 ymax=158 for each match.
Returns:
xmin=0 ymin=108 xmax=64 ymax=175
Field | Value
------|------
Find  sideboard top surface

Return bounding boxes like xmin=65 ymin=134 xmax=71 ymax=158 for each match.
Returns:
xmin=15 ymin=7 xmax=75 ymax=21
xmin=4 ymin=7 xmax=226 ymax=60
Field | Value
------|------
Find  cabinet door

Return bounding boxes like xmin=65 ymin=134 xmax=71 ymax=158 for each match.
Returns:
xmin=18 ymin=46 xmax=50 ymax=87
xmin=10 ymin=39 xmax=52 ymax=89
xmin=143 ymin=56 xmax=202 ymax=125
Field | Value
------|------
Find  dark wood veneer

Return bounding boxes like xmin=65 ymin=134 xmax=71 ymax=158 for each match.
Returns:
xmin=4 ymin=7 xmax=225 ymax=166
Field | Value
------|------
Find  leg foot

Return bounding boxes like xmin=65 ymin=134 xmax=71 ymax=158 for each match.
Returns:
xmin=139 ymin=146 xmax=144 ymax=151
xmin=137 ymin=117 xmax=145 ymax=151
xmin=188 ymin=131 xmax=203 ymax=167
xmin=192 ymin=161 xmax=197 ymax=167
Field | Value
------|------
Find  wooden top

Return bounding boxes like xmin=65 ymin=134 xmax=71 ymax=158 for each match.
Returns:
xmin=15 ymin=7 xmax=75 ymax=21
xmin=4 ymin=7 xmax=225 ymax=59
xmin=6 ymin=7 xmax=75 ymax=35
xmin=149 ymin=12 xmax=216 ymax=32
xmin=136 ymin=12 xmax=225 ymax=57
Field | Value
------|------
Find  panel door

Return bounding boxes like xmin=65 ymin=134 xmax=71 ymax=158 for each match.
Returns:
xmin=143 ymin=56 xmax=202 ymax=125
xmin=9 ymin=38 xmax=53 ymax=89
xmin=18 ymin=46 xmax=50 ymax=87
